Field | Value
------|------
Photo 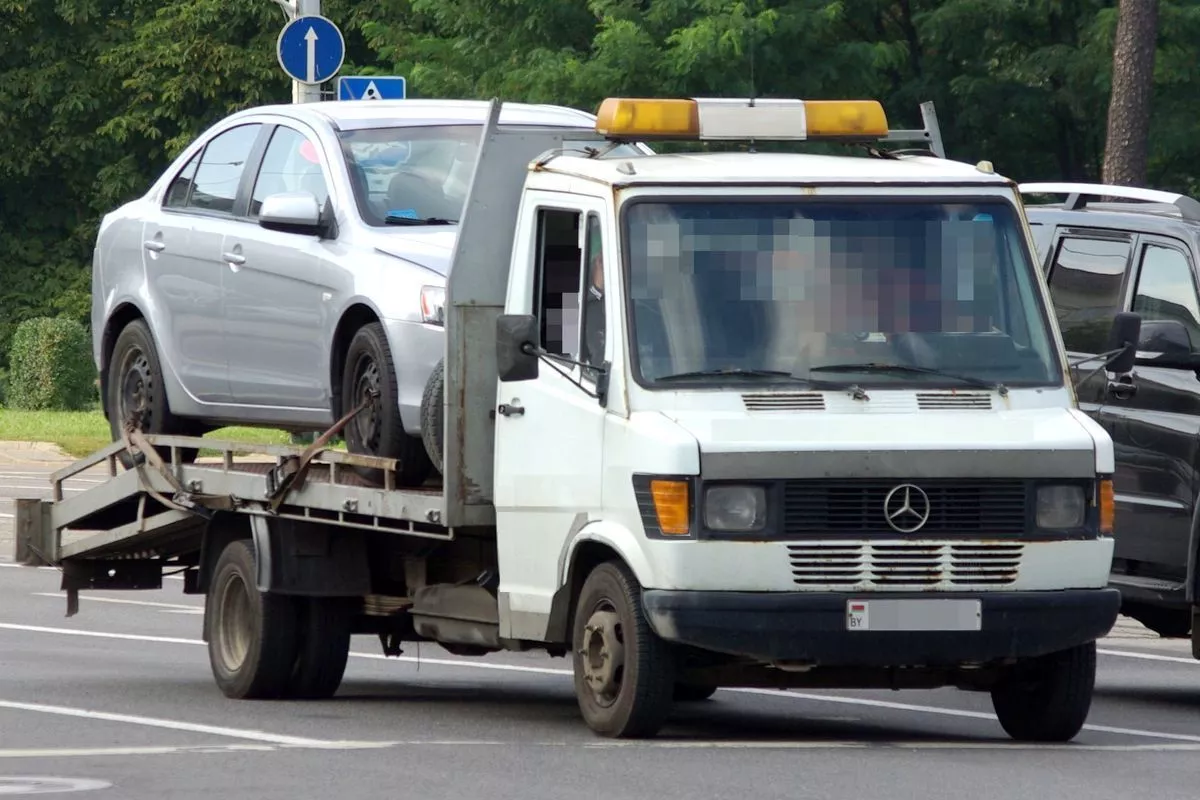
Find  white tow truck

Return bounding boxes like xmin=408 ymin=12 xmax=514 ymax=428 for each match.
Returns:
xmin=15 ymin=95 xmax=1143 ymax=741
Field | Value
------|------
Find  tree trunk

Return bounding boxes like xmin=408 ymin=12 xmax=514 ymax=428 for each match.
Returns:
xmin=1101 ymin=0 xmax=1160 ymax=187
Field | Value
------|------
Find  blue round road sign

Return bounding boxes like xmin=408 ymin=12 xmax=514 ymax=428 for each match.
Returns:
xmin=277 ymin=15 xmax=345 ymax=86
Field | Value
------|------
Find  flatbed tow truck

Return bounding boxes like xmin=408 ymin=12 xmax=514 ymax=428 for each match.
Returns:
xmin=14 ymin=95 xmax=1140 ymax=741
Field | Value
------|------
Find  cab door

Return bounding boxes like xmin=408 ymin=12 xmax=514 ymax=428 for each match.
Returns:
xmin=492 ymin=195 xmax=611 ymax=641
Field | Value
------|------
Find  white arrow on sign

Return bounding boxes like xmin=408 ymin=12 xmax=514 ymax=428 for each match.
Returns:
xmin=305 ymin=26 xmax=318 ymax=84
xmin=363 ymin=80 xmax=381 ymax=100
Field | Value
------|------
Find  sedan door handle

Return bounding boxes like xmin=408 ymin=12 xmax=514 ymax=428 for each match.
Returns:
xmin=143 ymin=240 xmax=166 ymax=252
xmin=222 ymin=252 xmax=246 ymax=266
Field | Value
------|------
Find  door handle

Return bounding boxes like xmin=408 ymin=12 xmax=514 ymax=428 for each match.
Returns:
xmin=497 ymin=403 xmax=525 ymax=417
xmin=143 ymin=240 xmax=166 ymax=252
xmin=222 ymin=252 xmax=246 ymax=266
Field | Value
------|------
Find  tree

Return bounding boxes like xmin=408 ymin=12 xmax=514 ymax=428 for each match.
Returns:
xmin=1102 ymin=0 xmax=1160 ymax=187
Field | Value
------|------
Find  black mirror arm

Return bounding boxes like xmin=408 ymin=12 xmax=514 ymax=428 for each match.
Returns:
xmin=1067 ymin=345 xmax=1133 ymax=370
xmin=519 ymin=342 xmax=610 ymax=403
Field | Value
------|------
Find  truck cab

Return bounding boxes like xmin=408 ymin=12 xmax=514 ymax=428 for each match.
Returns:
xmin=441 ymin=97 xmax=1140 ymax=740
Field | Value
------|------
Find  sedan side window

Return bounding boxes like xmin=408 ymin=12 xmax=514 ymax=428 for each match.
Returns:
xmin=187 ymin=123 xmax=262 ymax=215
xmin=1132 ymin=243 xmax=1200 ymax=356
xmin=164 ymin=151 xmax=200 ymax=209
xmin=250 ymin=126 xmax=330 ymax=218
xmin=1045 ymin=236 xmax=1131 ymax=354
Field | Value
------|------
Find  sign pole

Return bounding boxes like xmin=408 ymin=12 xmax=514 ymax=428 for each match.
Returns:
xmin=271 ymin=0 xmax=328 ymax=104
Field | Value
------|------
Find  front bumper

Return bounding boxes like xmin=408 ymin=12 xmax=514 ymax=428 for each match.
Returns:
xmin=642 ymin=588 xmax=1121 ymax=666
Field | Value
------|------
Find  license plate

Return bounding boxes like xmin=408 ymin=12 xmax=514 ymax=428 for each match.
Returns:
xmin=846 ymin=599 xmax=982 ymax=632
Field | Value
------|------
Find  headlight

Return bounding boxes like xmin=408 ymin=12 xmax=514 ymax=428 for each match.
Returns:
xmin=420 ymin=286 xmax=445 ymax=325
xmin=1036 ymin=485 xmax=1085 ymax=528
xmin=704 ymin=485 xmax=766 ymax=532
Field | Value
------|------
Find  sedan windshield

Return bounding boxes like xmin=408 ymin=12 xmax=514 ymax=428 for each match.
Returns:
xmin=338 ymin=125 xmax=645 ymax=227
xmin=622 ymin=197 xmax=1062 ymax=389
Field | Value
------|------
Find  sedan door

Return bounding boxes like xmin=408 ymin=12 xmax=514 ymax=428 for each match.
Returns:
xmin=221 ymin=123 xmax=336 ymax=411
xmin=140 ymin=122 xmax=265 ymax=404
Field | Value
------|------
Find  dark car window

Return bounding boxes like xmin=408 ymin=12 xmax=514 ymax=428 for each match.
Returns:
xmin=164 ymin=151 xmax=200 ymax=209
xmin=187 ymin=123 xmax=263 ymax=215
xmin=1046 ymin=236 xmax=1131 ymax=353
xmin=1133 ymin=243 xmax=1200 ymax=350
xmin=250 ymin=125 xmax=330 ymax=217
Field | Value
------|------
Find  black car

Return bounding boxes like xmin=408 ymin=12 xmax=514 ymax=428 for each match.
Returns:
xmin=1021 ymin=181 xmax=1200 ymax=652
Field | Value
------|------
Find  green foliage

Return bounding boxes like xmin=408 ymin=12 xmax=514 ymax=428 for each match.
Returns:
xmin=7 ymin=316 xmax=98 ymax=411
xmin=2 ymin=0 xmax=1200 ymax=361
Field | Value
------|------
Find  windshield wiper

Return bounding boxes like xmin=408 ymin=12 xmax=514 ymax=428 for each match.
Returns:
xmin=808 ymin=362 xmax=1009 ymax=396
xmin=384 ymin=215 xmax=457 ymax=226
xmin=656 ymin=367 xmax=844 ymax=388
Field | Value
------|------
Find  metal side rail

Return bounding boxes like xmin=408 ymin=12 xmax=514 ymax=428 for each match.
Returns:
xmin=14 ymin=432 xmax=463 ymax=568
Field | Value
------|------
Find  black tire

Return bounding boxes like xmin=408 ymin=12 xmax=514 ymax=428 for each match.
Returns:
xmin=340 ymin=322 xmax=432 ymax=487
xmin=287 ymin=597 xmax=355 ymax=700
xmin=420 ymin=358 xmax=445 ymax=475
xmin=673 ymin=683 xmax=718 ymax=702
xmin=572 ymin=561 xmax=676 ymax=738
xmin=106 ymin=319 xmax=198 ymax=467
xmin=207 ymin=540 xmax=300 ymax=700
xmin=990 ymin=641 xmax=1096 ymax=742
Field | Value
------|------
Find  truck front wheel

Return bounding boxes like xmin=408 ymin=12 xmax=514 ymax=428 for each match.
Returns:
xmin=572 ymin=561 xmax=676 ymax=738
xmin=207 ymin=540 xmax=299 ymax=700
xmin=990 ymin=641 xmax=1096 ymax=742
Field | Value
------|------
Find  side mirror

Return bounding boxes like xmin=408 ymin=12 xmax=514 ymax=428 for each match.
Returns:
xmin=1104 ymin=311 xmax=1142 ymax=374
xmin=259 ymin=191 xmax=324 ymax=236
xmin=1137 ymin=319 xmax=1194 ymax=357
xmin=497 ymin=314 xmax=539 ymax=382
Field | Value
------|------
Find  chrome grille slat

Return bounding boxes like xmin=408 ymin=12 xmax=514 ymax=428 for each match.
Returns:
xmin=785 ymin=541 xmax=1023 ymax=588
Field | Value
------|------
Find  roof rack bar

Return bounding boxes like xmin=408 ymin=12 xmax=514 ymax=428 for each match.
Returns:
xmin=880 ymin=101 xmax=946 ymax=158
xmin=1018 ymin=181 xmax=1200 ymax=222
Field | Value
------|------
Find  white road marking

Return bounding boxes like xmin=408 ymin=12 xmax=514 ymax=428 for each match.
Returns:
xmin=0 ymin=744 xmax=278 ymax=759
xmin=0 ymin=699 xmax=391 ymax=750
xmin=0 ymin=513 xmax=11 ymax=519
xmin=1 ymin=622 xmax=1198 ymax=745
xmin=1098 ymin=647 xmax=1198 ymax=665
xmin=31 ymin=592 xmax=203 ymax=613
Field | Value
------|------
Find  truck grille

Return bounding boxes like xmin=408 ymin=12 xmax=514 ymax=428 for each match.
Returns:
xmin=787 ymin=541 xmax=1023 ymax=589
xmin=782 ymin=478 xmax=1027 ymax=536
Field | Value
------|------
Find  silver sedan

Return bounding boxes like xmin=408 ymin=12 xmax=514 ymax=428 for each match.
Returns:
xmin=91 ymin=98 xmax=601 ymax=485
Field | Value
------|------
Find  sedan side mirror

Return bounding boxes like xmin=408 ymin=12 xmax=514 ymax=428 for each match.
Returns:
xmin=1104 ymin=311 xmax=1142 ymax=375
xmin=259 ymin=191 xmax=325 ymax=236
xmin=497 ymin=314 xmax=539 ymax=382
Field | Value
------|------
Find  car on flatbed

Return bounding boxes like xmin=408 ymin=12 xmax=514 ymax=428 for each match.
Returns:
xmin=1020 ymin=181 xmax=1200 ymax=654
xmin=90 ymin=99 xmax=644 ymax=483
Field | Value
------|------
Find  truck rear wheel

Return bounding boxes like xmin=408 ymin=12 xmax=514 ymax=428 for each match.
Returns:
xmin=207 ymin=540 xmax=299 ymax=700
xmin=990 ymin=641 xmax=1096 ymax=742
xmin=287 ymin=597 xmax=354 ymax=700
xmin=572 ymin=561 xmax=676 ymax=738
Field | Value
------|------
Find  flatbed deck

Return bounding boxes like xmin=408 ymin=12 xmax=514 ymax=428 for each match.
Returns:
xmin=14 ymin=432 xmax=477 ymax=569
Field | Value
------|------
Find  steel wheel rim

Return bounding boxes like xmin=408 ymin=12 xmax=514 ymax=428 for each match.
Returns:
xmin=351 ymin=354 xmax=382 ymax=451
xmin=117 ymin=346 xmax=153 ymax=428
xmin=579 ymin=600 xmax=625 ymax=708
xmin=216 ymin=572 xmax=253 ymax=672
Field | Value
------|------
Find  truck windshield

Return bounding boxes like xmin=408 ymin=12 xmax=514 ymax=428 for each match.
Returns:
xmin=622 ymin=197 xmax=1063 ymax=390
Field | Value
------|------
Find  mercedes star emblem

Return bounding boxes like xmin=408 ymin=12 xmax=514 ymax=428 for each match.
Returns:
xmin=883 ymin=484 xmax=931 ymax=533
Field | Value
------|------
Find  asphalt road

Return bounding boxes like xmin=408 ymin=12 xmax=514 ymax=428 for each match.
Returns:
xmin=1 ymin=447 xmax=1199 ymax=799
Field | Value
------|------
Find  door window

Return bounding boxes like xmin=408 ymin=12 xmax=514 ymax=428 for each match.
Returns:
xmin=531 ymin=207 xmax=607 ymax=371
xmin=164 ymin=151 xmax=200 ymax=209
xmin=1132 ymin=243 xmax=1200 ymax=355
xmin=186 ymin=123 xmax=262 ymax=215
xmin=250 ymin=126 xmax=330 ymax=217
xmin=1046 ymin=236 xmax=1131 ymax=353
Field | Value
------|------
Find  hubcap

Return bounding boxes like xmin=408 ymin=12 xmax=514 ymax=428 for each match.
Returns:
xmin=216 ymin=572 xmax=253 ymax=672
xmin=351 ymin=356 xmax=382 ymax=451
xmin=118 ymin=347 xmax=153 ymax=429
xmin=579 ymin=607 xmax=625 ymax=706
